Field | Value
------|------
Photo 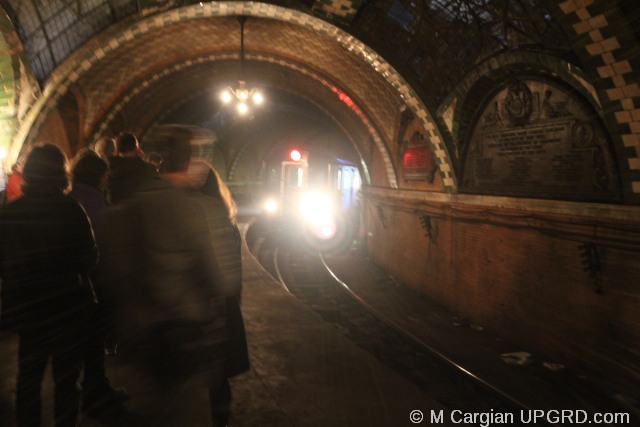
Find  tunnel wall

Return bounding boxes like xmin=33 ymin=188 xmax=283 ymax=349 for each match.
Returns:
xmin=363 ymin=187 xmax=640 ymax=391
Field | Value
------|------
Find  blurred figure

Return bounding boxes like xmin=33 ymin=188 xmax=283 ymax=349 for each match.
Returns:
xmin=114 ymin=132 xmax=140 ymax=158
xmin=69 ymin=150 xmax=109 ymax=228
xmin=107 ymin=132 xmax=155 ymax=203
xmin=0 ymin=143 xmax=98 ymax=427
xmin=101 ymin=125 xmax=229 ymax=426
xmin=68 ymin=150 xmax=127 ymax=417
xmin=190 ymin=162 xmax=249 ymax=427
xmin=92 ymin=137 xmax=116 ymax=161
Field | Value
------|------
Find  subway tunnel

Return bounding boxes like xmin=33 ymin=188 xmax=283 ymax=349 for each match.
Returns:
xmin=0 ymin=0 xmax=639 ymax=425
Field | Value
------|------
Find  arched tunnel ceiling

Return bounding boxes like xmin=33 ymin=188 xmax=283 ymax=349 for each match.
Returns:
xmin=10 ymin=1 xmax=639 ymax=196
xmin=32 ymin=9 xmax=420 ymax=187
xmin=108 ymin=60 xmax=366 ymax=179
xmin=94 ymin=59 xmax=370 ymax=153
xmin=146 ymin=67 xmax=365 ymax=166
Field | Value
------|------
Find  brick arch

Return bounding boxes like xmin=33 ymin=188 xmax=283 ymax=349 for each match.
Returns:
xmin=0 ymin=26 xmax=16 ymax=177
xmin=441 ymin=52 xmax=602 ymax=155
xmin=438 ymin=48 xmax=639 ymax=202
xmin=0 ymin=10 xmax=40 ymax=172
xmin=13 ymin=2 xmax=458 ymax=192
xmin=550 ymin=0 xmax=640 ymax=201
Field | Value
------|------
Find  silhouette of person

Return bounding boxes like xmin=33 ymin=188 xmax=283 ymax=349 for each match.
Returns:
xmin=101 ymin=125 xmax=230 ymax=426
xmin=107 ymin=132 xmax=155 ymax=203
xmin=68 ymin=150 xmax=128 ymax=417
xmin=0 ymin=143 xmax=98 ymax=427
xmin=189 ymin=159 xmax=249 ymax=427
xmin=92 ymin=137 xmax=116 ymax=161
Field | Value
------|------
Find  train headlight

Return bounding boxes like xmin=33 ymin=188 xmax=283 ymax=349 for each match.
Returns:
xmin=299 ymin=192 xmax=334 ymax=225
xmin=263 ymin=198 xmax=279 ymax=214
xmin=314 ymin=221 xmax=337 ymax=240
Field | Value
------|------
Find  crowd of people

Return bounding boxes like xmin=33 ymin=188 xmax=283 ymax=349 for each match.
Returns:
xmin=0 ymin=125 xmax=249 ymax=427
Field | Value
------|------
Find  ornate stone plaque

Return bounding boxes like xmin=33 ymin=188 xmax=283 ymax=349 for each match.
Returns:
xmin=461 ymin=79 xmax=620 ymax=201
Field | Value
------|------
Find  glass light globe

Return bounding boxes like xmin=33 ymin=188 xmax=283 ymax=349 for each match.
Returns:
xmin=252 ymin=91 xmax=263 ymax=105
xmin=238 ymin=89 xmax=249 ymax=100
xmin=237 ymin=102 xmax=248 ymax=114
xmin=220 ymin=90 xmax=232 ymax=103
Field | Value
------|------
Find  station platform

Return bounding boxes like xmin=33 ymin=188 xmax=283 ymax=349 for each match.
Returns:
xmin=1 ymin=221 xmax=638 ymax=427
xmin=0 ymin=222 xmax=442 ymax=427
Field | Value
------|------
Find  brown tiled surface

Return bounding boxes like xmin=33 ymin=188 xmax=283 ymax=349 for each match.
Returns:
xmin=560 ymin=0 xmax=640 ymax=194
xmin=75 ymin=16 xmax=404 ymax=187
xmin=17 ymin=3 xmax=457 ymax=190
xmin=9 ymin=1 xmax=640 ymax=194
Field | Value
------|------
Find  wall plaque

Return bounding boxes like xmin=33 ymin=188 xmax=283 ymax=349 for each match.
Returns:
xmin=401 ymin=130 xmax=437 ymax=182
xmin=461 ymin=79 xmax=620 ymax=201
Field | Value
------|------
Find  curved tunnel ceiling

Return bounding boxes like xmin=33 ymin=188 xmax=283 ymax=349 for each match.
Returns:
xmin=91 ymin=55 xmax=374 ymax=182
xmin=19 ymin=4 xmax=457 ymax=189
xmin=142 ymin=77 xmax=366 ymax=181
xmin=7 ymin=1 xmax=640 ymax=198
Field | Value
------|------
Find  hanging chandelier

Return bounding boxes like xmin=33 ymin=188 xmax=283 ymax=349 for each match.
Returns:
xmin=220 ymin=16 xmax=264 ymax=115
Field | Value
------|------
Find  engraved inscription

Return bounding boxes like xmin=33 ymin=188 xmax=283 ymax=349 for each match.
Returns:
xmin=462 ymin=79 xmax=620 ymax=201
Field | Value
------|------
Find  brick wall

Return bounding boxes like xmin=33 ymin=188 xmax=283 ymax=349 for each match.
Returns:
xmin=364 ymin=187 xmax=640 ymax=390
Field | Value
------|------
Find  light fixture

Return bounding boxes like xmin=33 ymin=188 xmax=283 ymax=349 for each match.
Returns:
xmin=220 ymin=16 xmax=264 ymax=115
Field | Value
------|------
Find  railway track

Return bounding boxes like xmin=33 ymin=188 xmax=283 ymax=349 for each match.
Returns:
xmin=246 ymin=219 xmax=548 ymax=422
xmin=246 ymin=218 xmax=639 ymax=427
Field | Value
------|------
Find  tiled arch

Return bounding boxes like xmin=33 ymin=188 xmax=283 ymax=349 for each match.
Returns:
xmin=439 ymin=51 xmax=605 ymax=164
xmin=0 ymin=10 xmax=40 ymax=172
xmin=557 ymin=0 xmax=640 ymax=199
xmin=0 ymin=27 xmax=16 ymax=172
xmin=12 ymin=1 xmax=457 ymax=191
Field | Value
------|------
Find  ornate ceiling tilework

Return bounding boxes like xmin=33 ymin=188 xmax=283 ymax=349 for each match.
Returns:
xmin=76 ymin=16 xmax=403 ymax=162
xmin=560 ymin=0 xmax=640 ymax=195
xmin=17 ymin=2 xmax=454 ymax=190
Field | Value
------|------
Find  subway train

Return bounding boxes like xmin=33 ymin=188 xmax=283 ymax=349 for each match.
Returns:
xmin=256 ymin=148 xmax=362 ymax=251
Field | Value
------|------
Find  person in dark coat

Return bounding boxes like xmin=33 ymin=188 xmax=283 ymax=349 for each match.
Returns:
xmin=101 ymin=125 xmax=230 ymax=426
xmin=69 ymin=150 xmax=109 ymax=230
xmin=68 ymin=149 xmax=128 ymax=416
xmin=0 ymin=143 xmax=99 ymax=427
xmin=107 ymin=132 xmax=154 ymax=204
xmin=188 ymin=160 xmax=249 ymax=427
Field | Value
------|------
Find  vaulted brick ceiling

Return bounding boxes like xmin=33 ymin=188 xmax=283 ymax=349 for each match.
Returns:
xmin=11 ymin=0 xmax=634 ymax=193
xmin=73 ymin=15 xmax=402 ymax=169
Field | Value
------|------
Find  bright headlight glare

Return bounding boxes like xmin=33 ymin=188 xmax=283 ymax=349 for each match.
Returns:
xmin=315 ymin=222 xmax=337 ymax=240
xmin=263 ymin=198 xmax=278 ymax=214
xmin=237 ymin=102 xmax=248 ymax=114
xmin=299 ymin=192 xmax=333 ymax=225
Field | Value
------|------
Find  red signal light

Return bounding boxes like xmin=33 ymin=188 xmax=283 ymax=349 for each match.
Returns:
xmin=290 ymin=149 xmax=302 ymax=162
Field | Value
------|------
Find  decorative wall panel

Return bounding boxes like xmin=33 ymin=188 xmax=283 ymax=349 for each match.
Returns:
xmin=461 ymin=79 xmax=621 ymax=202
